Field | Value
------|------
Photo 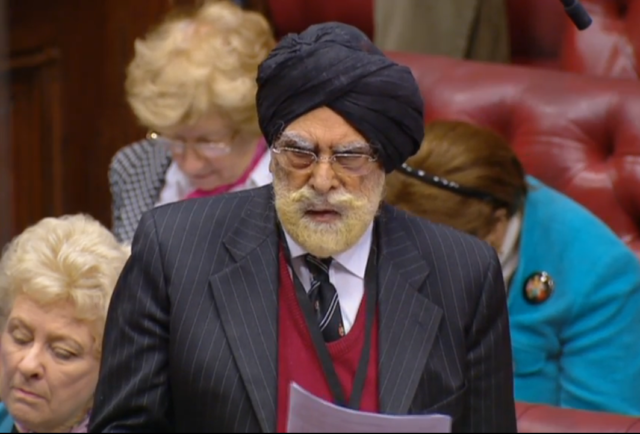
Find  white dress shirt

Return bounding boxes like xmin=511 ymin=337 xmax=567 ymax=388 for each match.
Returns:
xmin=155 ymin=151 xmax=272 ymax=207
xmin=498 ymin=210 xmax=522 ymax=290
xmin=283 ymin=224 xmax=373 ymax=334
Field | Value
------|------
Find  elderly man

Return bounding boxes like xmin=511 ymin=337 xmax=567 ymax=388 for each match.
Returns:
xmin=89 ymin=23 xmax=517 ymax=433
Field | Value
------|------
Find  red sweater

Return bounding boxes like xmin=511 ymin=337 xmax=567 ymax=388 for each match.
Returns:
xmin=276 ymin=248 xmax=379 ymax=433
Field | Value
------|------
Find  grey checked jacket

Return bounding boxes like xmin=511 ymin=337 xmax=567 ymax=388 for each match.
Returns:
xmin=109 ymin=140 xmax=172 ymax=243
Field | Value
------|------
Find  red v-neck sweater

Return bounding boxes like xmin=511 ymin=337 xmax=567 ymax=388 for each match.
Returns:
xmin=275 ymin=248 xmax=380 ymax=433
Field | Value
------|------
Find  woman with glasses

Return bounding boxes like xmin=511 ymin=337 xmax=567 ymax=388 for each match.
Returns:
xmin=110 ymin=0 xmax=276 ymax=242
xmin=384 ymin=120 xmax=640 ymax=416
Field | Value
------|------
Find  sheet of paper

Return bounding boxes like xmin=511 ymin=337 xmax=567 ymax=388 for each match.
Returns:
xmin=286 ymin=383 xmax=452 ymax=433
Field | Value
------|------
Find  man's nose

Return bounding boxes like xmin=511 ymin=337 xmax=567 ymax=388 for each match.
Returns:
xmin=308 ymin=159 xmax=339 ymax=194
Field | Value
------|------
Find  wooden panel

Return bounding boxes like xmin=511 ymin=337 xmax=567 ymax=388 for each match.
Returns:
xmin=7 ymin=0 xmax=62 ymax=238
xmin=0 ymin=0 xmax=10 ymax=246
xmin=5 ymin=0 xmax=200 ymax=239
xmin=57 ymin=0 xmax=199 ymax=227
xmin=94 ymin=0 xmax=196 ymax=225
xmin=246 ymin=0 xmax=272 ymax=20
xmin=8 ymin=48 xmax=63 ymax=233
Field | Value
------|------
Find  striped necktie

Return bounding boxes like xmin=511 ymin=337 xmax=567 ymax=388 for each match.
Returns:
xmin=305 ymin=254 xmax=345 ymax=342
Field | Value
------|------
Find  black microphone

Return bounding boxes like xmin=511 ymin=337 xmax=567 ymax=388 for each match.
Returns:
xmin=560 ymin=0 xmax=593 ymax=30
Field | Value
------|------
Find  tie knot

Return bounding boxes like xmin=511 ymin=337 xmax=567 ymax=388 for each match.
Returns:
xmin=305 ymin=254 xmax=332 ymax=277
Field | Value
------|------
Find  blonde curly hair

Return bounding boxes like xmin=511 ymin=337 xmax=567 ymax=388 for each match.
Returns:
xmin=0 ymin=214 xmax=130 ymax=346
xmin=125 ymin=0 xmax=275 ymax=136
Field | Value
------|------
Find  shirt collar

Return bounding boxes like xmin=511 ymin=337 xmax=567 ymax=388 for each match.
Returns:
xmin=283 ymin=222 xmax=373 ymax=279
xmin=499 ymin=210 xmax=522 ymax=287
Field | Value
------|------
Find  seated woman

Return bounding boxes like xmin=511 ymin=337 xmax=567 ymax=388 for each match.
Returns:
xmin=0 ymin=215 xmax=130 ymax=432
xmin=385 ymin=120 xmax=640 ymax=416
xmin=111 ymin=0 xmax=276 ymax=242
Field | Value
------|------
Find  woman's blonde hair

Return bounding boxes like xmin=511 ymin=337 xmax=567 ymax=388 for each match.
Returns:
xmin=386 ymin=120 xmax=528 ymax=238
xmin=0 ymin=214 xmax=130 ymax=346
xmin=126 ymin=0 xmax=275 ymax=136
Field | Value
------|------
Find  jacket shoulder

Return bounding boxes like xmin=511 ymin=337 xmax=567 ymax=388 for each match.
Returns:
xmin=110 ymin=140 xmax=170 ymax=182
xmin=384 ymin=203 xmax=497 ymax=268
xmin=147 ymin=184 xmax=272 ymax=232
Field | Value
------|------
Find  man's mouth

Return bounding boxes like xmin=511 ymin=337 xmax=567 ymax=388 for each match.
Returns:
xmin=305 ymin=208 xmax=341 ymax=222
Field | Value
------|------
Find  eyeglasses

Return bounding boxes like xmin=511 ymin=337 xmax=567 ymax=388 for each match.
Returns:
xmin=272 ymin=146 xmax=378 ymax=176
xmin=147 ymin=131 xmax=233 ymax=158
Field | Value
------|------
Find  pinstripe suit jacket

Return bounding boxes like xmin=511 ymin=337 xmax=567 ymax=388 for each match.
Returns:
xmin=89 ymin=185 xmax=517 ymax=433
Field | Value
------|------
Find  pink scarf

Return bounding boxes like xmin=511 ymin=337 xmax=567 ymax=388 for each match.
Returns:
xmin=185 ymin=138 xmax=267 ymax=200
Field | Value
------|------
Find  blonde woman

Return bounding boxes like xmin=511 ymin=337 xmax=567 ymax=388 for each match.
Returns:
xmin=111 ymin=0 xmax=276 ymax=242
xmin=0 ymin=215 xmax=130 ymax=433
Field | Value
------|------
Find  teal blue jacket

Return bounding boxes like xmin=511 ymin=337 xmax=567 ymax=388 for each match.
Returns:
xmin=0 ymin=403 xmax=13 ymax=433
xmin=509 ymin=177 xmax=640 ymax=416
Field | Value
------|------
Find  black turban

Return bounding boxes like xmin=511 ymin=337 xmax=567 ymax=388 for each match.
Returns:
xmin=256 ymin=22 xmax=425 ymax=173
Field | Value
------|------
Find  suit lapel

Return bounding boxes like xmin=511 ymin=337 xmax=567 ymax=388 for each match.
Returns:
xmin=377 ymin=205 xmax=443 ymax=414
xmin=209 ymin=187 xmax=280 ymax=433
xmin=209 ymin=195 xmax=444 ymax=426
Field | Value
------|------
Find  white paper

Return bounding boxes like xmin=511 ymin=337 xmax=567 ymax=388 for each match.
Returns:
xmin=286 ymin=383 xmax=452 ymax=433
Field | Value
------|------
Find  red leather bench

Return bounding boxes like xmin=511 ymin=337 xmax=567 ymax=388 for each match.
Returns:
xmin=388 ymin=50 xmax=640 ymax=432
xmin=265 ymin=0 xmax=640 ymax=78
xmin=386 ymin=51 xmax=640 ymax=257
xmin=516 ymin=402 xmax=640 ymax=432
xmin=558 ymin=0 xmax=639 ymax=78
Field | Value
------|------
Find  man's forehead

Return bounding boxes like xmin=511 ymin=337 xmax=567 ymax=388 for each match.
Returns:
xmin=277 ymin=132 xmax=372 ymax=152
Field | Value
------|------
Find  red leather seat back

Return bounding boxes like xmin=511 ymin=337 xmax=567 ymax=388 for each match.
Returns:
xmin=516 ymin=402 xmax=640 ymax=432
xmin=386 ymin=52 xmax=640 ymax=256
xmin=507 ymin=0 xmax=569 ymax=67
xmin=267 ymin=0 xmax=565 ymax=67
xmin=560 ymin=0 xmax=638 ymax=78
xmin=625 ymin=0 xmax=640 ymax=72
xmin=265 ymin=0 xmax=639 ymax=79
xmin=267 ymin=0 xmax=373 ymax=39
